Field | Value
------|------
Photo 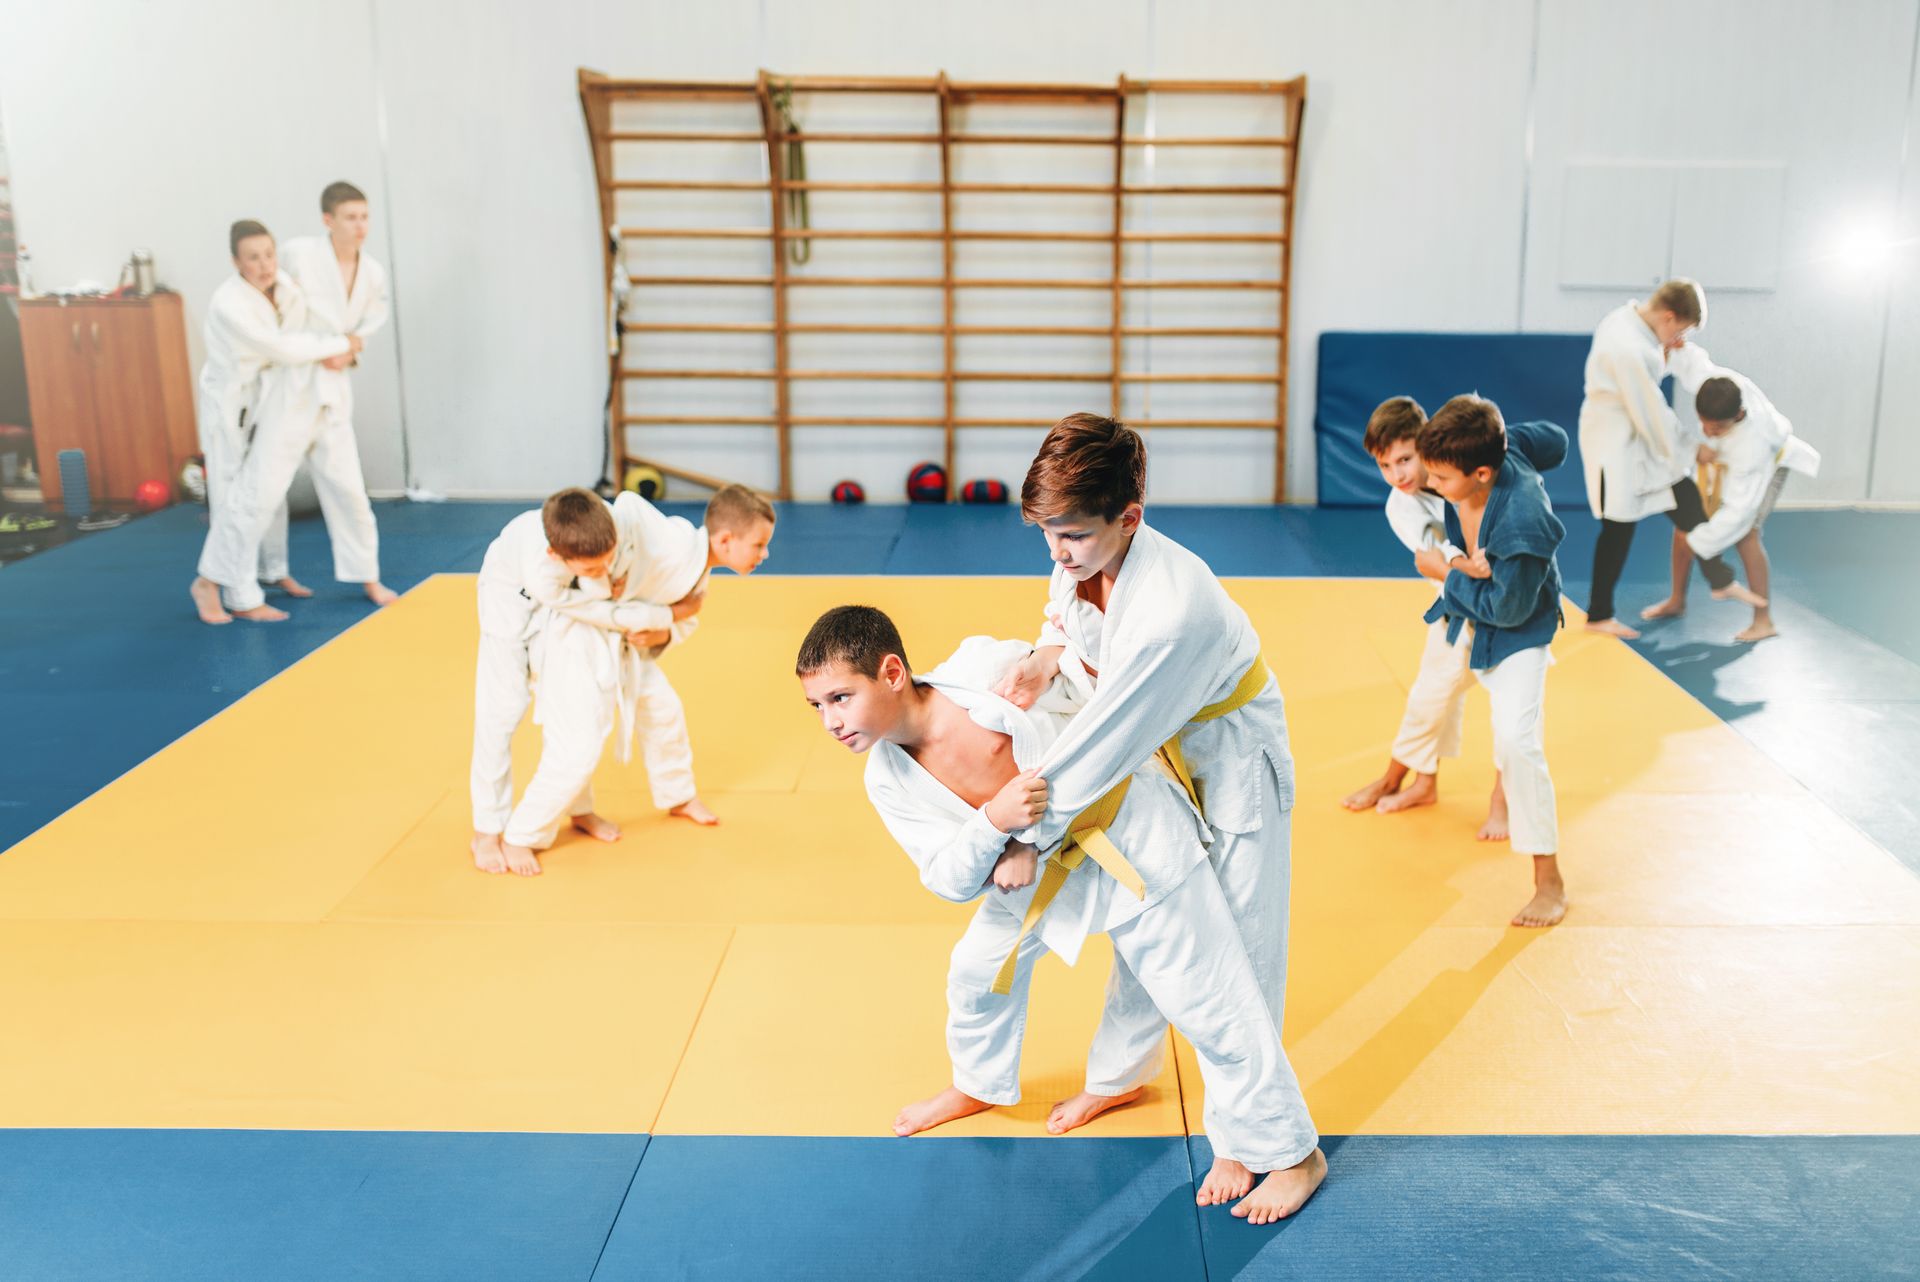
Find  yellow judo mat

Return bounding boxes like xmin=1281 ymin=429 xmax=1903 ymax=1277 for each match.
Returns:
xmin=4 ymin=574 xmax=1918 ymax=1138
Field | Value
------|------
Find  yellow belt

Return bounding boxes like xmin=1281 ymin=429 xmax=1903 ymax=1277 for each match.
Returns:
xmin=1158 ymin=650 xmax=1271 ymax=812
xmin=990 ymin=775 xmax=1145 ymax=995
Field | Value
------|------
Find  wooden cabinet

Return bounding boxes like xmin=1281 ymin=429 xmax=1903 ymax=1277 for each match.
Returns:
xmin=20 ymin=293 xmax=197 ymax=505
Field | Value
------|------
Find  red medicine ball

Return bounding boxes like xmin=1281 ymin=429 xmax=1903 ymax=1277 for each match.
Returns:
xmin=906 ymin=462 xmax=947 ymax=503
xmin=960 ymin=478 xmax=1008 ymax=504
xmin=134 ymin=478 xmax=171 ymax=511
xmin=831 ymin=480 xmax=866 ymax=504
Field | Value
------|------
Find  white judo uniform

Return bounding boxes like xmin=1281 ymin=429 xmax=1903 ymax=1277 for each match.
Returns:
xmin=196 ymin=272 xmax=350 ymax=586
xmin=1383 ymin=488 xmax=1475 ymax=777
xmin=195 ymin=237 xmax=387 ymax=611
xmin=867 ymin=637 xmax=1317 ymax=1172
xmin=1025 ymin=524 xmax=1298 ymax=1100
xmin=1579 ymin=301 xmax=1691 ymax=522
xmin=1665 ymin=346 xmax=1821 ymax=560
xmin=485 ymin=494 xmax=706 ymax=849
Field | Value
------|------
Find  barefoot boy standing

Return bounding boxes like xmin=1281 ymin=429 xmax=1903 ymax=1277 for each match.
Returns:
xmin=798 ymin=608 xmax=1324 ymax=1225
xmin=1415 ymin=397 xmax=1570 ymax=928
xmin=1340 ymin=395 xmax=1510 ymax=832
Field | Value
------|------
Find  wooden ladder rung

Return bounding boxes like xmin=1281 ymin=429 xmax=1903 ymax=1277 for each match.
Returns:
xmin=784 ymin=276 xmax=945 ymax=288
xmin=774 ymin=229 xmax=945 ymax=240
xmin=612 ymin=180 xmax=772 ymax=191
xmin=787 ymin=323 xmax=946 ymax=334
xmin=621 ymin=415 xmax=778 ymax=426
xmin=626 ymin=275 xmax=775 ymax=286
xmin=1122 ymin=135 xmax=1291 ymax=147
xmin=784 ymin=131 xmax=942 ymax=144
xmin=1121 ymin=278 xmax=1285 ymax=290
xmin=621 ymin=368 xmax=778 ymax=379
xmin=621 ymin=322 xmax=777 ymax=333
xmin=951 ymin=133 xmax=1121 ymax=146
xmin=950 ymin=230 xmax=1114 ymax=242
xmin=1120 ymin=231 xmax=1287 ymax=243
xmin=790 ymin=415 xmax=949 ymax=427
xmin=1119 ymin=372 xmax=1280 ymax=384
xmin=1122 ymin=184 xmax=1289 ymax=196
xmin=949 ymin=182 xmax=1114 ymax=195
xmin=1122 ymin=326 xmax=1283 ymax=337
xmin=619 ymin=227 xmax=772 ymax=239
xmin=953 ymin=325 xmax=1112 ymax=336
xmin=953 ymin=278 xmax=1112 ymax=289
xmin=781 ymin=181 xmax=943 ymax=192
xmin=954 ymin=371 xmax=1112 ymax=382
xmin=608 ymin=130 xmax=765 ymax=142
xmin=786 ymin=370 xmax=946 ymax=381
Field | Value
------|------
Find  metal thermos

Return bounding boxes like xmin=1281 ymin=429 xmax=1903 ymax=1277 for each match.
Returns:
xmin=129 ymin=250 xmax=156 ymax=296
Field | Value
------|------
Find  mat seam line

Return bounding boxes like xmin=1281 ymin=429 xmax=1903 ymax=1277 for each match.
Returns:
xmin=586 ymin=1134 xmax=650 ymax=1282
xmin=646 ymin=926 xmax=739 ymax=1135
xmin=1173 ymin=1037 xmax=1212 ymax=1282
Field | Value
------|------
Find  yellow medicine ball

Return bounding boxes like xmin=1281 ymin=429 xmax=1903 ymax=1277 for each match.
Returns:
xmin=623 ymin=464 xmax=666 ymax=500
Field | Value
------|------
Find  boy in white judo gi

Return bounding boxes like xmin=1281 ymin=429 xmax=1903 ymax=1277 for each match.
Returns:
xmin=797 ymin=605 xmax=1324 ymax=1226
xmin=188 ymin=220 xmax=360 ymax=625
xmin=1340 ymin=395 xmax=1517 ymax=837
xmin=194 ymin=180 xmax=396 ymax=618
xmin=989 ymin=413 xmax=1303 ymax=1208
xmin=1578 ymin=278 xmax=1764 ymax=639
xmin=480 ymin=484 xmax=775 ymax=876
xmin=1415 ymin=396 xmax=1570 ymax=928
xmin=1638 ymin=349 xmax=1818 ymax=643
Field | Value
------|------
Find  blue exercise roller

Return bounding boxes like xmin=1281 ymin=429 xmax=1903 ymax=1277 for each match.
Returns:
xmin=58 ymin=449 xmax=92 ymax=518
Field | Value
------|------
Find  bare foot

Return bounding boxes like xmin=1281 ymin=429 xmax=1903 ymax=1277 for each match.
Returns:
xmin=1734 ymin=620 xmax=1778 ymax=644
xmin=1477 ymin=792 xmax=1509 ymax=843
xmin=893 ymin=1086 xmax=993 ymax=1137
xmin=364 ymin=581 xmax=400 ymax=607
xmin=1512 ymin=885 xmax=1567 ymax=928
xmin=1584 ymin=618 xmax=1642 ymax=640
xmin=270 ymin=576 xmax=314 ymax=598
xmin=1712 ymin=582 xmax=1768 ymax=609
xmin=1046 ymin=1086 xmax=1144 ymax=1135
xmin=1376 ymin=773 xmax=1438 ymax=815
xmin=1230 ymin=1148 xmax=1327 ymax=1225
xmin=231 ymin=603 xmax=289 ymax=622
xmin=1195 ymin=1156 xmax=1255 ymax=1206
xmin=1638 ymin=597 xmax=1686 ymax=621
xmin=471 ymin=832 xmax=508 ymax=874
xmin=570 ymin=812 xmax=622 ymax=842
xmin=502 ymin=843 xmax=542 ymax=877
xmin=670 ymin=798 xmax=719 ymax=826
xmin=1341 ymin=776 xmax=1393 ymax=811
xmin=190 ymin=577 xmax=232 ymax=625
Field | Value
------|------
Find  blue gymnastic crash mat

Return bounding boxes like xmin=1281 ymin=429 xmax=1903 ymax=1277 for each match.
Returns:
xmin=1315 ymin=332 xmax=1593 ymax=509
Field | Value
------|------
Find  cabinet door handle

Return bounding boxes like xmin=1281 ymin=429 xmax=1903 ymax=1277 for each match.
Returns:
xmin=91 ymin=321 xmax=101 ymax=352
xmin=71 ymin=321 xmax=81 ymax=352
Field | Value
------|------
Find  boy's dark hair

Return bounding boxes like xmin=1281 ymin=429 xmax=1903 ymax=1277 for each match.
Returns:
xmin=541 ymin=487 xmax=618 ymax=559
xmin=1362 ymin=396 xmax=1428 ymax=456
xmin=321 ymin=181 xmax=368 ymax=215
xmin=1416 ymin=395 xmax=1508 ymax=473
xmin=1021 ymin=412 xmax=1146 ymax=522
xmin=229 ymin=219 xmax=272 ymax=258
xmin=796 ymin=605 xmax=910 ymax=678
xmin=1696 ymin=376 xmax=1743 ymax=422
xmin=706 ymin=483 xmax=776 ymax=534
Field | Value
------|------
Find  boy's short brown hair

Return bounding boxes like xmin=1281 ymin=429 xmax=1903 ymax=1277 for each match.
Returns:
xmin=541 ymin=487 xmax=618 ymax=559
xmin=229 ymin=219 xmax=271 ymax=258
xmin=1650 ymin=277 xmax=1706 ymax=327
xmin=321 ymin=181 xmax=368 ymax=215
xmin=1362 ymin=396 xmax=1428 ymax=456
xmin=705 ymin=483 xmax=776 ymax=534
xmin=796 ymin=605 xmax=909 ymax=678
xmin=1021 ymin=412 xmax=1146 ymax=521
xmin=1415 ymin=395 xmax=1508 ymax=474
xmin=1696 ymin=376 xmax=1743 ymax=422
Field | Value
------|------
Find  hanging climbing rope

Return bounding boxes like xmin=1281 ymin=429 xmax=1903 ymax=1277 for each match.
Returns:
xmin=770 ymin=82 xmax=811 ymax=265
